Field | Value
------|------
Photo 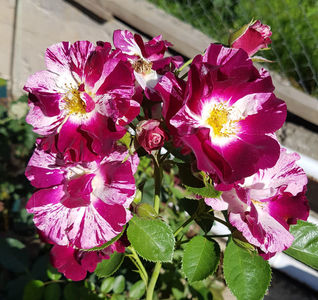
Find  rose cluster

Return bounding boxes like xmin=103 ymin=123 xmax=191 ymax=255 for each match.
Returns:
xmin=24 ymin=22 xmax=309 ymax=280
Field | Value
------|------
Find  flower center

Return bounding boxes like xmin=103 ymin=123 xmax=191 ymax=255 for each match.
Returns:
xmin=65 ymin=88 xmax=87 ymax=115
xmin=132 ymin=58 xmax=153 ymax=74
xmin=207 ymin=103 xmax=231 ymax=137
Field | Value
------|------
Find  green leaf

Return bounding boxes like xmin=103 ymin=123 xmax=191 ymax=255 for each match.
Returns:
xmin=100 ymin=277 xmax=115 ymax=294
xmin=63 ymin=283 xmax=81 ymax=300
xmin=190 ymin=281 xmax=213 ymax=300
xmin=31 ymin=255 xmax=49 ymax=280
xmin=129 ymin=280 xmax=146 ymax=299
xmin=47 ymin=263 xmax=62 ymax=280
xmin=113 ymin=275 xmax=125 ymax=294
xmin=0 ymin=237 xmax=29 ymax=273
xmin=223 ymin=238 xmax=271 ymax=300
xmin=110 ymin=295 xmax=126 ymax=300
xmin=182 ymin=236 xmax=220 ymax=283
xmin=284 ymin=220 xmax=318 ymax=270
xmin=23 ymin=280 xmax=44 ymax=300
xmin=177 ymin=163 xmax=204 ymax=187
xmin=44 ymin=283 xmax=61 ymax=300
xmin=7 ymin=275 xmax=31 ymax=300
xmin=84 ymin=225 xmax=126 ymax=252
xmin=127 ymin=216 xmax=175 ymax=262
xmin=184 ymin=184 xmax=222 ymax=199
xmin=95 ymin=252 xmax=125 ymax=278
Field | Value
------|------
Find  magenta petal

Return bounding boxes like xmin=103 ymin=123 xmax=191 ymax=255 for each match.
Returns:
xmin=26 ymin=100 xmax=63 ymax=136
xmin=214 ymin=134 xmax=280 ymax=183
xmin=26 ymin=185 xmax=64 ymax=210
xmin=229 ymin=204 xmax=294 ymax=253
xmin=205 ymin=197 xmax=228 ymax=211
xmin=57 ymin=118 xmax=97 ymax=162
xmin=62 ymin=174 xmax=95 ymax=208
xmin=24 ymin=71 xmax=62 ymax=117
xmin=25 ymin=149 xmax=64 ymax=188
xmin=268 ymin=192 xmax=309 ymax=227
xmin=80 ymin=251 xmax=103 ymax=273
xmin=70 ymin=41 xmax=95 ymax=81
xmin=45 ymin=42 xmax=71 ymax=75
xmin=95 ymin=59 xmax=134 ymax=96
xmin=231 ymin=21 xmax=272 ymax=57
xmin=64 ymin=199 xmax=128 ymax=249
xmin=239 ymin=95 xmax=286 ymax=134
xmin=81 ymin=113 xmax=124 ymax=155
xmin=50 ymin=245 xmax=87 ymax=281
xmin=113 ymin=30 xmax=140 ymax=56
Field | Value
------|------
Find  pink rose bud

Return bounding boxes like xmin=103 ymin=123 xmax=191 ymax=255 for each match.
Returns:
xmin=229 ymin=20 xmax=272 ymax=57
xmin=136 ymin=119 xmax=167 ymax=154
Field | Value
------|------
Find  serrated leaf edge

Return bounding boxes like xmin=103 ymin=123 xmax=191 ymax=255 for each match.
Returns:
xmin=223 ymin=239 xmax=272 ymax=300
xmin=182 ymin=236 xmax=220 ymax=284
xmin=127 ymin=217 xmax=175 ymax=263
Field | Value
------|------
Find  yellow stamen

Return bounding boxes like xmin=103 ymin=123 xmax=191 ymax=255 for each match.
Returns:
xmin=65 ymin=88 xmax=86 ymax=115
xmin=207 ymin=103 xmax=231 ymax=137
xmin=252 ymin=199 xmax=265 ymax=208
xmin=132 ymin=58 xmax=153 ymax=74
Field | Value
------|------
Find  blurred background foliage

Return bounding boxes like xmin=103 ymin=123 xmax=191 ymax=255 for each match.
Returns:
xmin=148 ymin=0 xmax=318 ymax=96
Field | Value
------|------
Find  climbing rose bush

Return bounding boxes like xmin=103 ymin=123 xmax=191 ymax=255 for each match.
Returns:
xmin=23 ymin=22 xmax=315 ymax=300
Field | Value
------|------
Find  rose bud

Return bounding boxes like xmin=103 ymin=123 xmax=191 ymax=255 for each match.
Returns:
xmin=136 ymin=119 xmax=167 ymax=154
xmin=229 ymin=20 xmax=272 ymax=57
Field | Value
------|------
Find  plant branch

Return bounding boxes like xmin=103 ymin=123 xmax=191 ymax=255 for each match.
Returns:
xmin=177 ymin=57 xmax=193 ymax=73
xmin=127 ymin=246 xmax=148 ymax=286
xmin=146 ymin=262 xmax=162 ymax=300
xmin=174 ymin=216 xmax=194 ymax=237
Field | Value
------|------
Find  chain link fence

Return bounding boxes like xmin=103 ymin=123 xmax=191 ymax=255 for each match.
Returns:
xmin=148 ymin=0 xmax=318 ymax=98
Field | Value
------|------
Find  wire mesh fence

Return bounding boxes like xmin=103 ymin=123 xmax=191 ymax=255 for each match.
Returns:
xmin=147 ymin=0 xmax=318 ymax=98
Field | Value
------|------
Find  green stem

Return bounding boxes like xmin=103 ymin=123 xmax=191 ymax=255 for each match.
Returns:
xmin=180 ymin=72 xmax=189 ymax=79
xmin=213 ymin=216 xmax=232 ymax=229
xmin=177 ymin=58 xmax=194 ymax=73
xmin=174 ymin=216 xmax=194 ymax=237
xmin=153 ymin=155 xmax=161 ymax=214
xmin=205 ymin=234 xmax=231 ymax=238
xmin=146 ymin=154 xmax=163 ymax=299
xmin=154 ymin=194 xmax=160 ymax=215
xmin=128 ymin=246 xmax=148 ymax=286
xmin=146 ymin=262 xmax=162 ymax=300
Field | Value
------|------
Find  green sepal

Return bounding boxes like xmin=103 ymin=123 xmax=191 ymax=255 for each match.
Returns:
xmin=228 ymin=19 xmax=254 ymax=46
xmin=184 ymin=184 xmax=222 ymax=199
